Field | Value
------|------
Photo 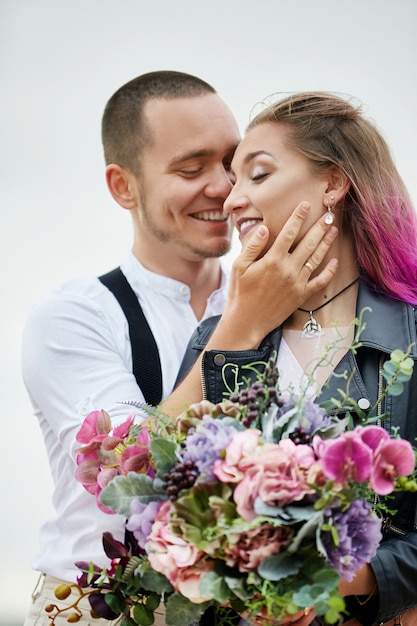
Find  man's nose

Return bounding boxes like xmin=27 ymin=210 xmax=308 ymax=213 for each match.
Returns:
xmin=205 ymin=165 xmax=235 ymax=199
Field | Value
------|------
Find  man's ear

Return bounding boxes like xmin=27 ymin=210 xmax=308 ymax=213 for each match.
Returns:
xmin=105 ymin=164 xmax=138 ymax=210
xmin=323 ymin=166 xmax=350 ymax=206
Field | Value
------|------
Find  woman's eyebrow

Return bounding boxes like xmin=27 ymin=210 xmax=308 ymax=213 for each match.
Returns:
xmin=243 ymin=150 xmax=274 ymax=164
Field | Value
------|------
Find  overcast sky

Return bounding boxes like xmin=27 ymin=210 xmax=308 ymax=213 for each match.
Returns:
xmin=1 ymin=1 xmax=416 ymax=623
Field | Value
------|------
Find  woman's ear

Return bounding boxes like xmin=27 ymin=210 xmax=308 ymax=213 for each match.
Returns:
xmin=323 ymin=166 xmax=350 ymax=206
xmin=105 ymin=164 xmax=138 ymax=210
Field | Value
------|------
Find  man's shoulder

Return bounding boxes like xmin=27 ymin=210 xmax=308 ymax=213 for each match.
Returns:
xmin=24 ymin=274 xmax=125 ymax=329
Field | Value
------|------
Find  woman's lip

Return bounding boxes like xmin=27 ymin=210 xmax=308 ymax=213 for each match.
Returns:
xmin=237 ymin=218 xmax=263 ymax=239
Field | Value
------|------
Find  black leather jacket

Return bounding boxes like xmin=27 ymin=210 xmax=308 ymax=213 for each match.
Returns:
xmin=178 ymin=282 xmax=417 ymax=626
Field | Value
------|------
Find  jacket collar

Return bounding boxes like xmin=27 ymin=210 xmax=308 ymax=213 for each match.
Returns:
xmin=355 ymin=280 xmax=417 ymax=358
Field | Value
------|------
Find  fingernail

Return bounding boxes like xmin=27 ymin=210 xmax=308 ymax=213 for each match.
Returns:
xmin=256 ymin=225 xmax=267 ymax=238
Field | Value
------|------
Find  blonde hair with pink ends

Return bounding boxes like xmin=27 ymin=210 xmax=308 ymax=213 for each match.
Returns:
xmin=249 ymin=92 xmax=417 ymax=305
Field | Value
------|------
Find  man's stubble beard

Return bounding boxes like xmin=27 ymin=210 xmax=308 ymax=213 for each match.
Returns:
xmin=140 ymin=201 xmax=232 ymax=259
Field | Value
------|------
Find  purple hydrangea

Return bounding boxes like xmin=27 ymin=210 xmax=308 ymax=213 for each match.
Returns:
xmin=182 ymin=415 xmax=238 ymax=482
xmin=322 ymin=498 xmax=382 ymax=581
xmin=300 ymin=400 xmax=333 ymax=434
xmin=126 ymin=499 xmax=160 ymax=549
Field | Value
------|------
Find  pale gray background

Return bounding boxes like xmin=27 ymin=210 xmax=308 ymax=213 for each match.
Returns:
xmin=1 ymin=1 xmax=416 ymax=623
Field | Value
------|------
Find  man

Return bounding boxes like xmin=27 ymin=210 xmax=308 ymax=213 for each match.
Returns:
xmin=22 ymin=71 xmax=338 ymax=626
xmin=22 ymin=70 xmax=240 ymax=626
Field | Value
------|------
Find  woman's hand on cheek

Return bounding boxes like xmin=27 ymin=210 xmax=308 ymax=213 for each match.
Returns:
xmin=221 ymin=201 xmax=339 ymax=347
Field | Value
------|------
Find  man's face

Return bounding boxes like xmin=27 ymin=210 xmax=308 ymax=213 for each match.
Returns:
xmin=134 ymin=94 xmax=240 ymax=260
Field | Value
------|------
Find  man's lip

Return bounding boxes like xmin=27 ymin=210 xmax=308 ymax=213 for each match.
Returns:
xmin=190 ymin=210 xmax=229 ymax=222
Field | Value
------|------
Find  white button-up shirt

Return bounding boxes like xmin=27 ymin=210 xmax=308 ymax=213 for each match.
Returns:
xmin=22 ymin=252 xmax=229 ymax=580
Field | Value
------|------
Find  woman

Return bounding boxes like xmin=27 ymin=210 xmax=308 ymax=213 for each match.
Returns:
xmin=165 ymin=93 xmax=417 ymax=626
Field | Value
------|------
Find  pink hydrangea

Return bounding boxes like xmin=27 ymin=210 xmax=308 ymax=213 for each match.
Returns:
xmin=216 ymin=434 xmax=316 ymax=521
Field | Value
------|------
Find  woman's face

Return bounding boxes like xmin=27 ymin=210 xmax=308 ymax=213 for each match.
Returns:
xmin=224 ymin=122 xmax=331 ymax=250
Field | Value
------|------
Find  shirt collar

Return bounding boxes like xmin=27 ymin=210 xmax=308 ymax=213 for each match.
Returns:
xmin=121 ymin=251 xmax=228 ymax=303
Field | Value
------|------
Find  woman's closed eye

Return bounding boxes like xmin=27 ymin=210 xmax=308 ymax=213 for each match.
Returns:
xmin=250 ymin=166 xmax=269 ymax=182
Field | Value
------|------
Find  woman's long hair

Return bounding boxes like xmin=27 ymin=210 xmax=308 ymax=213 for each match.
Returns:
xmin=249 ymin=93 xmax=417 ymax=305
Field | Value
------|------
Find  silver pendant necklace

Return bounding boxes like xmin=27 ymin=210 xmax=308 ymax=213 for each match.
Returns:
xmin=299 ymin=278 xmax=359 ymax=339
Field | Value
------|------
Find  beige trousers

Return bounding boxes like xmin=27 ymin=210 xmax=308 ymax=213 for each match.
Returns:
xmin=23 ymin=573 xmax=167 ymax=626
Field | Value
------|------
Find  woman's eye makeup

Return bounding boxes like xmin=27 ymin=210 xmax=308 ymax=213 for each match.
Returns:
xmin=250 ymin=166 xmax=269 ymax=181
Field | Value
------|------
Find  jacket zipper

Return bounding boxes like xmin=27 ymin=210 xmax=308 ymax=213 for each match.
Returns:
xmin=201 ymin=355 xmax=207 ymax=400
xmin=375 ymin=356 xmax=383 ymax=509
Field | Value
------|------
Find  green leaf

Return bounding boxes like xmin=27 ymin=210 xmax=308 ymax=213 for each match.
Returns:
xmin=141 ymin=569 xmax=173 ymax=594
xmin=312 ymin=567 xmax=340 ymax=590
xmin=199 ymin=571 xmax=231 ymax=603
xmin=287 ymin=510 xmax=324 ymax=553
xmin=390 ymin=349 xmax=407 ymax=364
xmin=258 ymin=551 xmax=302 ymax=581
xmin=146 ymin=593 xmax=161 ymax=612
xmin=382 ymin=360 xmax=397 ymax=378
xmin=164 ymin=592 xmax=209 ymax=626
xmin=104 ymin=591 xmax=126 ymax=614
xmin=387 ymin=381 xmax=404 ymax=396
xmin=223 ymin=575 xmax=252 ymax=602
xmin=132 ymin=603 xmax=154 ymax=625
xmin=150 ymin=437 xmax=178 ymax=476
xmin=100 ymin=473 xmax=163 ymax=516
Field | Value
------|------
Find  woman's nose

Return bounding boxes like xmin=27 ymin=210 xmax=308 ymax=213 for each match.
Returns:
xmin=223 ymin=183 xmax=247 ymax=214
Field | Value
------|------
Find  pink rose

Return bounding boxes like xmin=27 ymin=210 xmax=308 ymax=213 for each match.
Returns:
xmin=174 ymin=557 xmax=214 ymax=603
xmin=213 ymin=429 xmax=261 ymax=483
xmin=147 ymin=501 xmax=207 ymax=599
xmin=233 ymin=467 xmax=263 ymax=521
xmin=225 ymin=522 xmax=293 ymax=573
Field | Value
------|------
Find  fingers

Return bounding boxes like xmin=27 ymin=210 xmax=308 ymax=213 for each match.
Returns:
xmin=259 ymin=201 xmax=338 ymax=275
xmin=234 ymin=224 xmax=270 ymax=271
xmin=290 ymin=216 xmax=338 ymax=274
xmin=304 ymin=257 xmax=339 ymax=299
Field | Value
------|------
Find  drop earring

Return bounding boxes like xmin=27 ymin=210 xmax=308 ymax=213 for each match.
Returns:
xmin=325 ymin=195 xmax=335 ymax=225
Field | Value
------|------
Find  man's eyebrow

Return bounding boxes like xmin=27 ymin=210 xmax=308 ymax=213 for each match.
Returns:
xmin=168 ymin=144 xmax=238 ymax=168
xmin=168 ymin=149 xmax=214 ymax=167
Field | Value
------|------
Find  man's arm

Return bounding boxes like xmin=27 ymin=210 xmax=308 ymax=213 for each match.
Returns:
xmin=22 ymin=280 xmax=145 ymax=457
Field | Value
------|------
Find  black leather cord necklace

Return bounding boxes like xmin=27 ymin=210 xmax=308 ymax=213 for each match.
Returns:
xmin=299 ymin=278 xmax=359 ymax=339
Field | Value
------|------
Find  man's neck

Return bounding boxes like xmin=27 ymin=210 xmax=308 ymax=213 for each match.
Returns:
xmin=133 ymin=245 xmax=223 ymax=320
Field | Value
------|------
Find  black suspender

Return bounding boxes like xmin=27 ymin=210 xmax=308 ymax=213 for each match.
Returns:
xmin=98 ymin=267 xmax=163 ymax=406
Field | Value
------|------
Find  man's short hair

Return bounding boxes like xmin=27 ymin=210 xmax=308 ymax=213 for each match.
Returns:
xmin=102 ymin=70 xmax=216 ymax=174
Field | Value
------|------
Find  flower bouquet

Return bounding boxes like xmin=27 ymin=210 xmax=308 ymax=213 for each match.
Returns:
xmin=49 ymin=347 xmax=417 ymax=626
